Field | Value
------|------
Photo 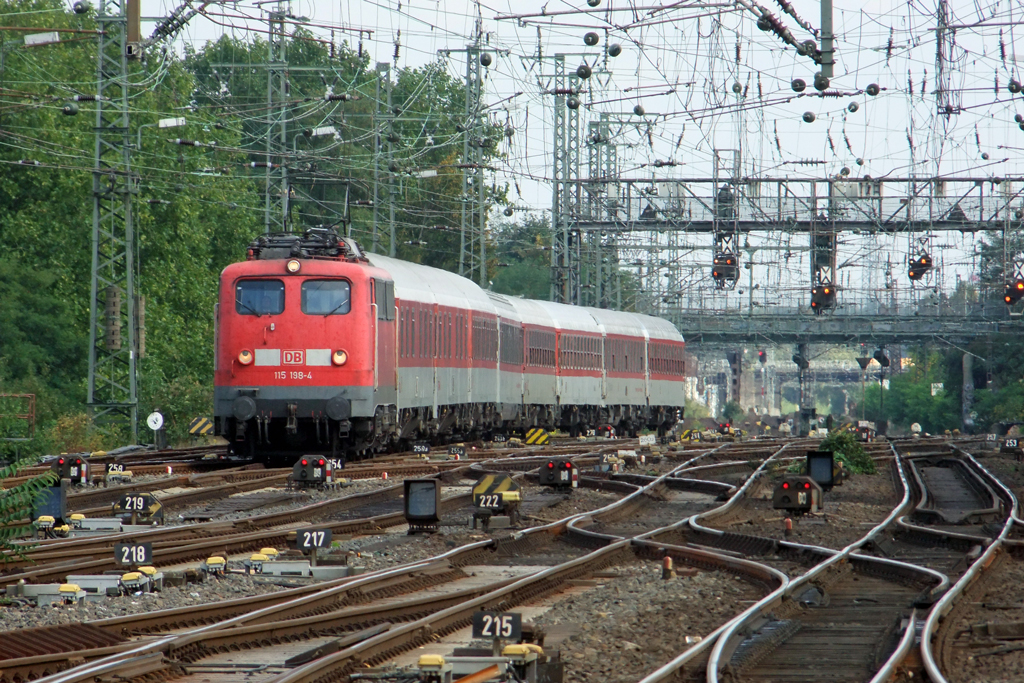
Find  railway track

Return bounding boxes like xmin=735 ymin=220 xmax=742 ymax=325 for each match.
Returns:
xmin=20 ymin=436 xmax=1004 ymax=683
xmin=4 ymin=442 xmax=780 ymax=683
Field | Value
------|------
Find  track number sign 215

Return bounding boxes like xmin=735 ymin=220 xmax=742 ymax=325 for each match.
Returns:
xmin=471 ymin=611 xmax=522 ymax=640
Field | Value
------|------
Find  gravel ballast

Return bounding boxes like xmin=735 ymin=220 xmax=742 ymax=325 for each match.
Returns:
xmin=0 ymin=574 xmax=285 ymax=633
xmin=944 ymin=552 xmax=1024 ymax=683
xmin=534 ymin=561 xmax=762 ymax=682
xmin=707 ymin=467 xmax=899 ymax=549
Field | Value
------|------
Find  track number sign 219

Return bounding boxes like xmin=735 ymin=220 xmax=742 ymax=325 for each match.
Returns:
xmin=471 ymin=611 xmax=522 ymax=640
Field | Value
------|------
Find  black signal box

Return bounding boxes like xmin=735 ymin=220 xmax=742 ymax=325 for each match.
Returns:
xmin=539 ymin=460 xmax=577 ymax=489
xmin=404 ymin=478 xmax=441 ymax=533
xmin=806 ymin=450 xmax=835 ymax=492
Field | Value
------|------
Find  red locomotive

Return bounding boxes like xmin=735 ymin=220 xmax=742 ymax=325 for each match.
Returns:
xmin=214 ymin=229 xmax=686 ymax=463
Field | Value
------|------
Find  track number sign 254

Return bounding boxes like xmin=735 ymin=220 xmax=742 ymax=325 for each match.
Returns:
xmin=471 ymin=611 xmax=522 ymax=640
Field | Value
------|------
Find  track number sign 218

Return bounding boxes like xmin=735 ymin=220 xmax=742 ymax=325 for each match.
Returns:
xmin=471 ymin=611 xmax=522 ymax=640
xmin=115 ymin=542 xmax=152 ymax=566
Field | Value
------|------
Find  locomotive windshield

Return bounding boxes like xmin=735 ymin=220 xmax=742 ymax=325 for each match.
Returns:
xmin=302 ymin=280 xmax=351 ymax=315
xmin=235 ymin=279 xmax=285 ymax=316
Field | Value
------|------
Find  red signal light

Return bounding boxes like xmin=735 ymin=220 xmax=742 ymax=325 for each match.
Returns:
xmin=75 ymin=459 xmax=82 ymax=465
xmin=318 ymin=459 xmax=325 ymax=466
xmin=301 ymin=458 xmax=308 ymax=466
xmin=782 ymin=482 xmax=790 ymax=489
xmin=1007 ymin=295 xmax=1014 ymax=304
xmin=564 ymin=462 xmax=572 ymax=469
xmin=547 ymin=462 xmax=554 ymax=469
xmin=58 ymin=458 xmax=65 ymax=465
xmin=804 ymin=482 xmax=811 ymax=489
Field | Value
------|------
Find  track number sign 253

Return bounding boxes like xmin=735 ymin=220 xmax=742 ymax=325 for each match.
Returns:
xmin=471 ymin=611 xmax=522 ymax=640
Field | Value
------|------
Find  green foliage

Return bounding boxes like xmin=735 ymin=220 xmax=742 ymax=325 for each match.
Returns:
xmin=0 ymin=415 xmax=58 ymax=558
xmin=720 ymin=401 xmax=744 ymax=424
xmin=819 ymin=430 xmax=876 ymax=474
xmin=490 ymin=214 xmax=552 ymax=299
xmin=854 ymin=349 xmax=960 ymax=433
xmin=684 ymin=399 xmax=710 ymax=421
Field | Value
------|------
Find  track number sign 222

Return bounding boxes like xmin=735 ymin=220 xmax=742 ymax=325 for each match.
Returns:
xmin=471 ymin=611 xmax=521 ymax=640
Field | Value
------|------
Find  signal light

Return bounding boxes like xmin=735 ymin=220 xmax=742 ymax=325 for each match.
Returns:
xmin=758 ymin=350 xmax=766 ymax=363
xmin=547 ymin=462 xmax=554 ymax=468
xmin=1005 ymin=279 xmax=1024 ymax=305
xmin=75 ymin=459 xmax=82 ymax=465
xmin=711 ymin=251 xmax=739 ymax=285
xmin=908 ymin=253 xmax=932 ymax=280
xmin=565 ymin=462 xmax=572 ymax=469
xmin=301 ymin=458 xmax=308 ymax=466
xmin=804 ymin=482 xmax=811 ymax=489
xmin=318 ymin=459 xmax=325 ymax=466
xmin=810 ymin=284 xmax=836 ymax=313
xmin=782 ymin=482 xmax=790 ymax=489
xmin=58 ymin=458 xmax=65 ymax=465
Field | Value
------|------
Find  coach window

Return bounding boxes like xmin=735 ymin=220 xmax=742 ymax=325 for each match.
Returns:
xmin=236 ymin=279 xmax=285 ymax=316
xmin=302 ymin=280 xmax=351 ymax=315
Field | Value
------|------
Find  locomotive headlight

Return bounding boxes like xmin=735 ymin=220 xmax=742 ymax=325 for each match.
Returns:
xmin=286 ymin=259 xmax=301 ymax=273
xmin=332 ymin=349 xmax=348 ymax=366
xmin=238 ymin=349 xmax=254 ymax=365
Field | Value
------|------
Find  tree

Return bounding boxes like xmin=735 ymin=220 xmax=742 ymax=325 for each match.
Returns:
xmin=489 ymin=214 xmax=552 ymax=298
xmin=720 ymin=401 xmax=744 ymax=424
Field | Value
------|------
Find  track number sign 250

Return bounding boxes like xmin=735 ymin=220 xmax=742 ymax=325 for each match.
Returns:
xmin=471 ymin=611 xmax=522 ymax=640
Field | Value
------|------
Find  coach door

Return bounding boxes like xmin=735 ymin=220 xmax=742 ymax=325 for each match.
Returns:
xmin=600 ymin=333 xmax=608 ymax=400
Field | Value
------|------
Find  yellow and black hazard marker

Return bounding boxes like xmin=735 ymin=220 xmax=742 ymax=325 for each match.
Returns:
xmin=524 ymin=427 xmax=549 ymax=445
xmin=113 ymin=493 xmax=164 ymax=525
xmin=473 ymin=474 xmax=522 ymax=510
xmin=189 ymin=417 xmax=214 ymax=436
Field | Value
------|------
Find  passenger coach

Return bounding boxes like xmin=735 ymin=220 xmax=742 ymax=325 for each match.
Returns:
xmin=214 ymin=230 xmax=686 ymax=462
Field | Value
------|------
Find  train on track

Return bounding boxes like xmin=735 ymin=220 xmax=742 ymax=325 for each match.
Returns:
xmin=213 ymin=229 xmax=686 ymax=463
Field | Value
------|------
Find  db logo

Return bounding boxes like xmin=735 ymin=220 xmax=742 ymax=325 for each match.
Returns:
xmin=283 ymin=350 xmax=305 ymax=365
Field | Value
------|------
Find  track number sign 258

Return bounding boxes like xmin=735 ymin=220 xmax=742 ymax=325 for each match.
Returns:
xmin=471 ymin=611 xmax=522 ymax=640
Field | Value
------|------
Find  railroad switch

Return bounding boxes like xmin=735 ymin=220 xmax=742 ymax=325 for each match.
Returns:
xmin=34 ymin=516 xmax=55 ymax=538
xmin=201 ymin=556 xmax=227 ymax=576
xmin=119 ymin=572 xmax=149 ymax=595
xmin=503 ymin=643 xmax=548 ymax=683
xmin=417 ymin=654 xmax=452 ymax=683
xmin=245 ymin=553 xmax=268 ymax=574
xmin=58 ymin=583 xmax=85 ymax=606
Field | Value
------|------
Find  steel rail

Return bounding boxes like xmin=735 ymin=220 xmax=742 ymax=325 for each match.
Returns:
xmin=26 ymin=451 xmax=650 ymax=683
xmin=702 ymin=439 xmax=928 ymax=683
xmin=919 ymin=446 xmax=1021 ymax=683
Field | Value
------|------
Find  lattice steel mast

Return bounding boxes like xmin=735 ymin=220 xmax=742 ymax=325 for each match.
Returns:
xmin=87 ymin=0 xmax=138 ymax=439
